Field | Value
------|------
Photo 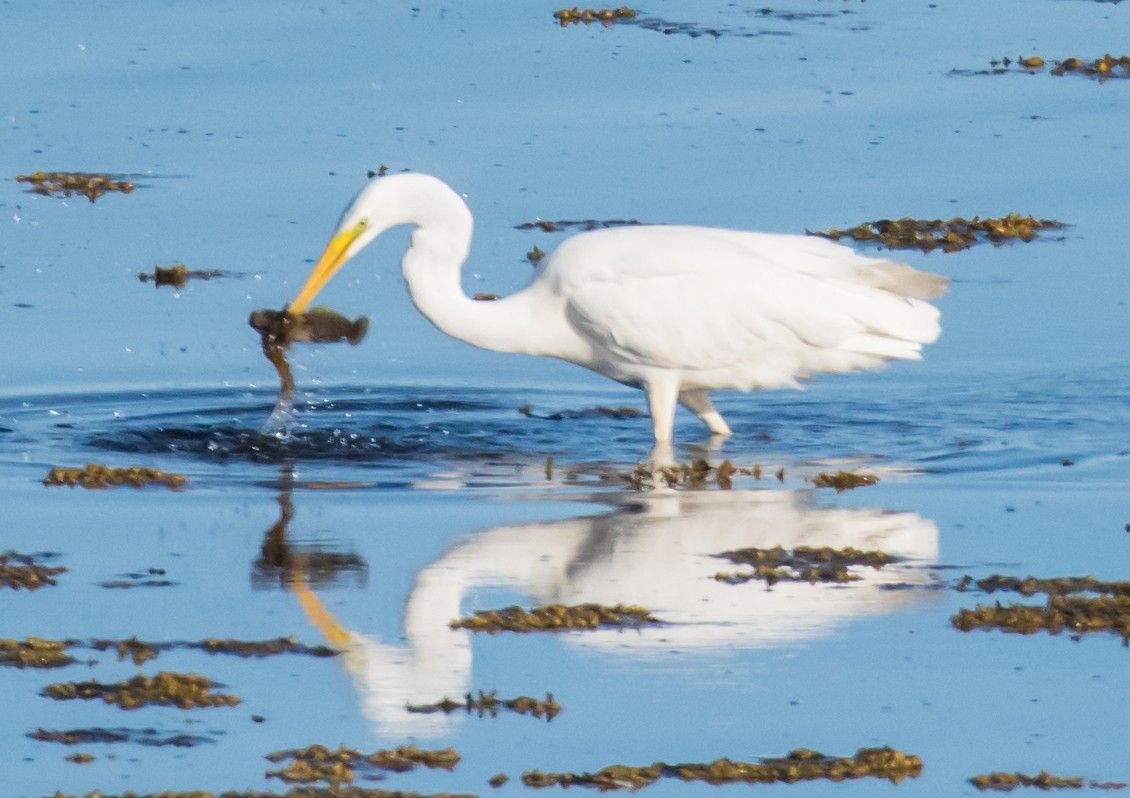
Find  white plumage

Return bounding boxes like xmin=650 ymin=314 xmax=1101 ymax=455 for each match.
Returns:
xmin=289 ymin=173 xmax=947 ymax=447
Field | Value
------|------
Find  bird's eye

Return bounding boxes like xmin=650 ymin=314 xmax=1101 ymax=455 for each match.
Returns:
xmin=357 ymin=218 xmax=369 ymax=229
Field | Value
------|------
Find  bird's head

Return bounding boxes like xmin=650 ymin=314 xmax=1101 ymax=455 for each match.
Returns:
xmin=288 ymin=173 xmax=469 ymax=313
xmin=288 ymin=183 xmax=384 ymax=314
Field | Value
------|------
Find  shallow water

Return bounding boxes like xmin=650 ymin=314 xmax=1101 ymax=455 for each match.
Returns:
xmin=3 ymin=0 xmax=1130 ymax=796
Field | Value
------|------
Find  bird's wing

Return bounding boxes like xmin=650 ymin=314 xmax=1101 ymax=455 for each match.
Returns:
xmin=549 ymin=226 xmax=944 ymax=386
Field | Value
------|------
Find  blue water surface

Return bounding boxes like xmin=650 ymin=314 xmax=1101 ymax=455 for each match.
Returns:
xmin=2 ymin=0 xmax=1130 ymax=796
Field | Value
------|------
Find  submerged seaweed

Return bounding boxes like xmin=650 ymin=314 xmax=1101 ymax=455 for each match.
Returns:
xmin=266 ymin=744 xmax=460 ymax=787
xmin=450 ymin=603 xmax=659 ymax=633
xmin=138 ymin=264 xmax=227 ymax=288
xmin=523 ymin=747 xmax=922 ymax=789
xmin=811 ymin=214 xmax=1063 ymax=253
xmin=408 ymin=690 xmax=562 ymax=721
xmin=42 ymin=463 xmax=186 ymax=490
xmin=16 ymin=171 xmax=135 ymax=202
xmin=41 ymin=672 xmax=240 ymax=710
xmin=714 ymin=545 xmax=895 ymax=586
xmin=0 ymin=551 xmax=66 ymax=591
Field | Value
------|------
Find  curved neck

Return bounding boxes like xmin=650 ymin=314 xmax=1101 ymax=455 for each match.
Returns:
xmin=401 ymin=213 xmax=573 ymax=358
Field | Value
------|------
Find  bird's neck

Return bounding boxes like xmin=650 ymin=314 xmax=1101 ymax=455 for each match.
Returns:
xmin=402 ymin=220 xmax=567 ymax=357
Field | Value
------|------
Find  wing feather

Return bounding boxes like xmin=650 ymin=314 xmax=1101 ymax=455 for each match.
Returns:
xmin=546 ymin=226 xmax=946 ymax=388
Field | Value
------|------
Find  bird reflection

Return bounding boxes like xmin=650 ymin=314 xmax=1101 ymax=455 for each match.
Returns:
xmin=282 ymin=488 xmax=937 ymax=737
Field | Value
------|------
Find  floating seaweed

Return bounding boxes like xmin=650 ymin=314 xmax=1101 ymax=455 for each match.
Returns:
xmin=553 ymin=7 xmax=638 ymax=26
xmin=41 ymin=671 xmax=240 ymax=710
xmin=620 ymin=458 xmax=764 ymax=490
xmin=526 ymin=246 xmax=546 ymax=264
xmin=65 ymin=752 xmax=94 ymax=764
xmin=489 ymin=774 xmax=510 ymax=788
xmin=29 ymin=726 xmax=215 ymax=747
xmin=0 ymin=550 xmax=66 ymax=590
xmin=518 ymin=404 xmax=643 ymax=421
xmin=969 ymin=771 xmax=1089 ymax=791
xmin=714 ymin=545 xmax=895 ymax=586
xmin=956 ymin=573 xmax=1130 ymax=598
xmin=811 ymin=470 xmax=878 ymax=491
xmin=515 ymin=218 xmax=642 ymax=232
xmin=42 ymin=790 xmax=477 ymax=798
xmin=451 ymin=603 xmax=659 ymax=633
xmin=810 ymin=214 xmax=1064 ymax=253
xmin=42 ymin=463 xmax=186 ymax=490
xmin=266 ymin=744 xmax=461 ymax=788
xmin=249 ymin=306 xmax=369 ymax=407
xmin=408 ymin=690 xmax=562 ymax=721
xmin=523 ymin=747 xmax=921 ymax=790
xmin=551 ymin=6 xmax=831 ymax=36
xmin=0 ymin=637 xmax=75 ymax=669
xmin=16 ymin=171 xmax=135 ymax=202
xmin=138 ymin=264 xmax=227 ymax=288
xmin=952 ymin=594 xmax=1130 ymax=644
xmin=975 ymin=54 xmax=1130 ymax=80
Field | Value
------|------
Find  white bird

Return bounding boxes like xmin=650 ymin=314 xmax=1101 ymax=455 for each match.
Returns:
xmin=289 ymin=173 xmax=947 ymax=449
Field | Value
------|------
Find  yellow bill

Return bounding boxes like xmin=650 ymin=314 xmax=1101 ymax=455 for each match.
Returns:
xmin=289 ymin=220 xmax=368 ymax=313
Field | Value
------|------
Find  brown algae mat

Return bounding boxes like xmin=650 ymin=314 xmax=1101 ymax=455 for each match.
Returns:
xmin=408 ymin=690 xmax=561 ymax=720
xmin=811 ymin=470 xmax=879 ymax=491
xmin=515 ymin=216 xmax=642 ymax=232
xmin=138 ymin=264 xmax=227 ymax=288
xmin=953 ymin=573 xmax=1130 ymax=643
xmin=1 ymin=637 xmax=75 ymax=669
xmin=522 ymin=747 xmax=922 ymax=789
xmin=810 ymin=214 xmax=1063 ymax=253
xmin=971 ymin=54 xmax=1130 ymax=80
xmin=969 ymin=771 xmax=1126 ymax=791
xmin=267 ymin=744 xmax=460 ymax=787
xmin=249 ymin=306 xmax=369 ymax=407
xmin=450 ymin=603 xmax=659 ymax=633
xmin=16 ymin=171 xmax=135 ymax=202
xmin=714 ymin=545 xmax=895 ymax=586
xmin=0 ymin=551 xmax=66 ymax=590
xmin=43 ymin=464 xmax=186 ymax=490
xmin=41 ymin=672 xmax=240 ymax=710
xmin=4 ymin=635 xmax=337 ymax=667
xmin=41 ymin=790 xmax=477 ymax=798
xmin=30 ymin=726 xmax=214 ymax=747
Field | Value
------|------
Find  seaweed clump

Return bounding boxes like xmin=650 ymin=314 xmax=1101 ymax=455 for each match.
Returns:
xmin=29 ymin=726 xmax=213 ymax=747
xmin=714 ymin=545 xmax=894 ymax=586
xmin=984 ymin=53 xmax=1130 ymax=80
xmin=43 ymin=464 xmax=186 ymax=490
xmin=450 ymin=603 xmax=659 ymax=633
xmin=516 ymin=217 xmax=642 ymax=232
xmin=16 ymin=171 xmax=134 ymax=202
xmin=621 ymin=458 xmax=764 ymax=490
xmin=408 ymin=690 xmax=562 ymax=721
xmin=952 ymin=595 xmax=1130 ymax=643
xmin=41 ymin=672 xmax=240 ymax=710
xmin=249 ymin=306 xmax=369 ymax=407
xmin=553 ymin=7 xmax=638 ymax=26
xmin=957 ymin=574 xmax=1130 ymax=598
xmin=811 ymin=214 xmax=1063 ymax=253
xmin=953 ymin=573 xmax=1130 ymax=643
xmin=811 ymin=470 xmax=878 ymax=491
xmin=523 ymin=747 xmax=922 ymax=790
xmin=266 ymin=744 xmax=460 ymax=788
xmin=0 ymin=637 xmax=75 ymax=669
xmin=138 ymin=264 xmax=226 ymax=288
xmin=40 ymin=790 xmax=475 ymax=798
xmin=968 ymin=770 xmax=1086 ymax=791
xmin=0 ymin=550 xmax=66 ymax=590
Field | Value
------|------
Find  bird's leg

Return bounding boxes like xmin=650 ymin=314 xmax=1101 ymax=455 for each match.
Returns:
xmin=645 ymin=378 xmax=679 ymax=447
xmin=678 ymin=390 xmax=732 ymax=437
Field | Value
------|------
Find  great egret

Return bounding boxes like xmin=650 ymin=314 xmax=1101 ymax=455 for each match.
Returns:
xmin=289 ymin=173 xmax=947 ymax=446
